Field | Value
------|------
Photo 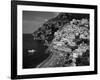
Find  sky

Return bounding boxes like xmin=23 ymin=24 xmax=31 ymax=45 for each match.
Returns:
xmin=23 ymin=11 xmax=59 ymax=33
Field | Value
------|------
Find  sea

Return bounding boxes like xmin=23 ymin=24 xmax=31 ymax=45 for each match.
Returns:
xmin=23 ymin=34 xmax=49 ymax=69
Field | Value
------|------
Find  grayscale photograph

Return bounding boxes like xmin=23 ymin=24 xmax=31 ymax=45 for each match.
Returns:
xmin=22 ymin=11 xmax=90 ymax=68
xmin=11 ymin=1 xmax=97 ymax=79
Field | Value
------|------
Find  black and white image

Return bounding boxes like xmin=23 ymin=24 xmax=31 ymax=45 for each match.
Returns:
xmin=23 ymin=11 xmax=90 ymax=68
xmin=11 ymin=1 xmax=97 ymax=79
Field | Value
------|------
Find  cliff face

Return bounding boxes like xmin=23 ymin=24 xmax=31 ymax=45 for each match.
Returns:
xmin=32 ymin=13 xmax=89 ymax=68
xmin=32 ymin=13 xmax=69 ymax=45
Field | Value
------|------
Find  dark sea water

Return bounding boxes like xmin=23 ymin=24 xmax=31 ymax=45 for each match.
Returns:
xmin=23 ymin=34 xmax=49 ymax=69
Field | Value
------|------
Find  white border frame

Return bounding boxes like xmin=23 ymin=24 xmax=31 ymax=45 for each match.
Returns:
xmin=17 ymin=5 xmax=95 ymax=75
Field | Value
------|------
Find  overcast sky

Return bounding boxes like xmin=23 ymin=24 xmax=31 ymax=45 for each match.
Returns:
xmin=23 ymin=11 xmax=59 ymax=33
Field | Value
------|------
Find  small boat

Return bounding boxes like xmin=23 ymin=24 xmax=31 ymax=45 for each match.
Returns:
xmin=28 ymin=49 xmax=36 ymax=54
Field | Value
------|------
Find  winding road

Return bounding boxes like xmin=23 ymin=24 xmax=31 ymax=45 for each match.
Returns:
xmin=36 ymin=52 xmax=57 ymax=68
